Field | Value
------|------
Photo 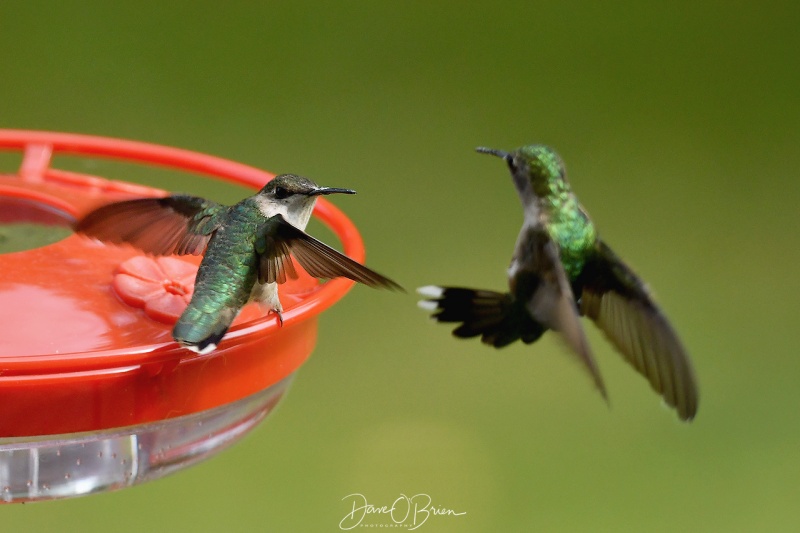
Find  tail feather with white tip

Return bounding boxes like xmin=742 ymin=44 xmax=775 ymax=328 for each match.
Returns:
xmin=417 ymin=285 xmax=545 ymax=348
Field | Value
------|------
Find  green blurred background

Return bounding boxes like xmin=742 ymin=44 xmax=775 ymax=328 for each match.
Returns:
xmin=2 ymin=1 xmax=799 ymax=531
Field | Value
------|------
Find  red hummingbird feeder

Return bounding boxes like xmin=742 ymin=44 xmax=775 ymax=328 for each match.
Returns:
xmin=0 ymin=130 xmax=365 ymax=502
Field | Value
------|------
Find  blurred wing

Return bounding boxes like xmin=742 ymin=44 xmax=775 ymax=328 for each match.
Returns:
xmin=75 ymin=195 xmax=225 ymax=255
xmin=515 ymin=227 xmax=607 ymax=399
xmin=257 ymin=214 xmax=403 ymax=290
xmin=579 ymin=240 xmax=699 ymax=420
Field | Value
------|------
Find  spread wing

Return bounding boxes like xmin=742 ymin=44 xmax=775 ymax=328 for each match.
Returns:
xmin=256 ymin=214 xmax=403 ymax=290
xmin=75 ymin=195 xmax=225 ymax=255
xmin=514 ymin=227 xmax=607 ymax=400
xmin=578 ymin=240 xmax=699 ymax=421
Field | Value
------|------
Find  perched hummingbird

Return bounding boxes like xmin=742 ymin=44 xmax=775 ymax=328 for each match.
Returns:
xmin=77 ymin=173 xmax=402 ymax=354
xmin=418 ymin=145 xmax=698 ymax=421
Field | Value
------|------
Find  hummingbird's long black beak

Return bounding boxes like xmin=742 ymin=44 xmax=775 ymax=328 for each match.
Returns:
xmin=476 ymin=146 xmax=512 ymax=161
xmin=309 ymin=187 xmax=357 ymax=196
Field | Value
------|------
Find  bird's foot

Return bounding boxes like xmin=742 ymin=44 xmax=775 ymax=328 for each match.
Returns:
xmin=269 ymin=308 xmax=284 ymax=327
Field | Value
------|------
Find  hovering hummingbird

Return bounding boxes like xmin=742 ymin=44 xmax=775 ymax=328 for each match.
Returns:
xmin=418 ymin=145 xmax=698 ymax=421
xmin=77 ymin=173 xmax=402 ymax=354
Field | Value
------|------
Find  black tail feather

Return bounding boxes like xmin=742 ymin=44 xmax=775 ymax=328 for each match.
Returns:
xmin=418 ymin=286 xmax=545 ymax=348
xmin=172 ymin=310 xmax=233 ymax=355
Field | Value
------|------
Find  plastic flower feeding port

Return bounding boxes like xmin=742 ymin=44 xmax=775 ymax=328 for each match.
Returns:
xmin=0 ymin=130 xmax=365 ymax=503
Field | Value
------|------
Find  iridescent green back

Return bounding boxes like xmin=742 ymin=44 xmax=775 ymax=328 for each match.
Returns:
xmin=517 ymin=145 xmax=597 ymax=279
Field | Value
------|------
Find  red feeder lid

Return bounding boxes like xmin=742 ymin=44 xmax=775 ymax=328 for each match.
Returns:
xmin=0 ymin=130 xmax=364 ymax=437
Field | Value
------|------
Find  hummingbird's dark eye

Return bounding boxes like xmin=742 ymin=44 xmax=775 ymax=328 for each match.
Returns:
xmin=274 ymin=186 xmax=291 ymax=200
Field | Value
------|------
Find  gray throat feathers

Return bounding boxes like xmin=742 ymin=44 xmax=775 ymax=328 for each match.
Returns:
xmin=254 ymin=195 xmax=316 ymax=231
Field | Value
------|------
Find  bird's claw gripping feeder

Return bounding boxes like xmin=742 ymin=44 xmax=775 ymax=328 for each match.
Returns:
xmin=0 ymin=130 xmax=365 ymax=502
